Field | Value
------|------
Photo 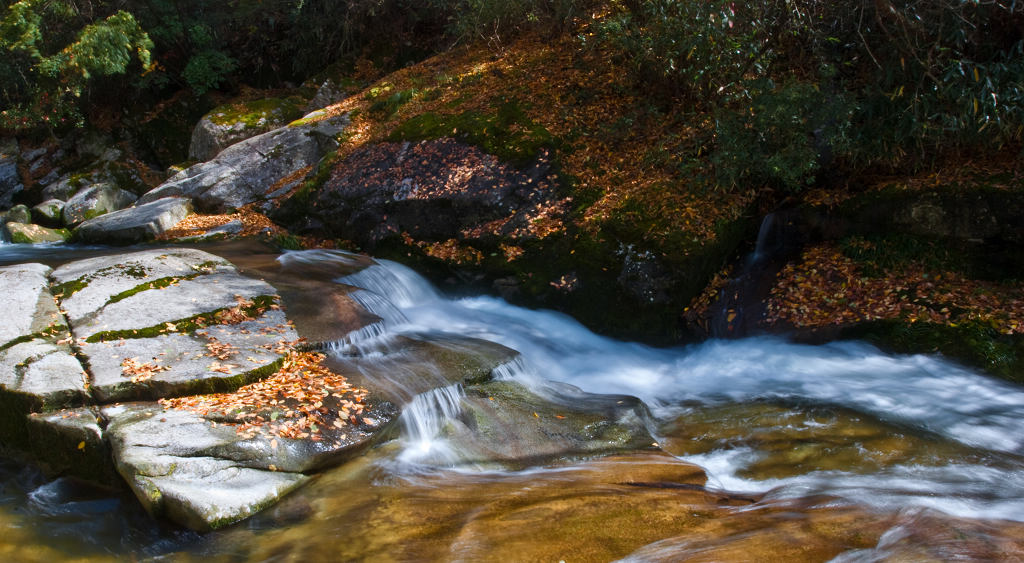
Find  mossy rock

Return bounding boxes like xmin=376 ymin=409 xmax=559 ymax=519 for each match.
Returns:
xmin=388 ymin=99 xmax=557 ymax=167
xmin=4 ymin=222 xmax=70 ymax=244
xmin=190 ymin=96 xmax=307 ymax=161
xmin=4 ymin=204 xmax=31 ymax=224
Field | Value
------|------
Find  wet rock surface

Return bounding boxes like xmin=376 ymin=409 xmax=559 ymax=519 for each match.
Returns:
xmin=443 ymin=379 xmax=658 ymax=467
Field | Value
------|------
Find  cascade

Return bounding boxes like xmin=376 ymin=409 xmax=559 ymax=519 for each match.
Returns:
xmin=326 ymin=252 xmax=1024 ymax=521
xmin=398 ymin=384 xmax=467 ymax=465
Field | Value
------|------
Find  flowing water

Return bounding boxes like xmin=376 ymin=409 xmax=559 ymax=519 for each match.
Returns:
xmin=2 ymin=243 xmax=1024 ymax=561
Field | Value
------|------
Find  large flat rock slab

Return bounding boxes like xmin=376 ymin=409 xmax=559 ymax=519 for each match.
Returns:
xmin=52 ymin=248 xmax=235 ymax=325
xmin=0 ymin=263 xmax=63 ymax=345
xmin=0 ymin=263 xmax=88 ymax=451
xmin=52 ymin=248 xmax=299 ymax=402
xmin=0 ymin=248 xmax=409 ymax=532
xmin=81 ymin=309 xmax=293 ymax=403
xmin=74 ymin=197 xmax=193 ymax=245
xmin=103 ymin=355 xmax=395 ymax=531
xmin=0 ymin=339 xmax=88 ymax=408
xmin=0 ymin=263 xmax=87 ymax=413
xmin=104 ymin=403 xmax=310 ymax=531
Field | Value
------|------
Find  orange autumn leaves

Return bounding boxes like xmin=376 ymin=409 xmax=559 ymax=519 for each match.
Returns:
xmin=160 ymin=348 xmax=372 ymax=441
xmin=765 ymin=244 xmax=1024 ymax=334
xmin=120 ymin=357 xmax=170 ymax=383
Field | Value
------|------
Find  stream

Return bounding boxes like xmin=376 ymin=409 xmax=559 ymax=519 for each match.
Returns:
xmin=2 ymin=240 xmax=1024 ymax=561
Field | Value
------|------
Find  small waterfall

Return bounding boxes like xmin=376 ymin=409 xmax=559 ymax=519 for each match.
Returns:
xmin=347 ymin=289 xmax=409 ymax=326
xmin=320 ymin=243 xmax=1024 ymax=521
xmin=322 ymin=322 xmax=403 ymax=358
xmin=708 ymin=211 xmax=801 ymax=338
xmin=747 ymin=213 xmax=776 ymax=267
xmin=278 ymin=248 xmax=370 ymax=270
xmin=337 ymin=260 xmax=440 ymax=310
xmin=490 ymin=355 xmax=536 ymax=381
xmin=398 ymin=384 xmax=466 ymax=464
xmin=329 ymin=258 xmax=442 ymax=354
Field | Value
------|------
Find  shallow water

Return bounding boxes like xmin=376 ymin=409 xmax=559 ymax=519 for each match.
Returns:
xmin=2 ymin=244 xmax=1024 ymax=560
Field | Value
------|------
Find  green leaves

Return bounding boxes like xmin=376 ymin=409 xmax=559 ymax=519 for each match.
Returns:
xmin=0 ymin=1 xmax=153 ymax=131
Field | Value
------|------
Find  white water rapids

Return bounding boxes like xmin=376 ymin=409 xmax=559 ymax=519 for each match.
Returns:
xmin=294 ymin=250 xmax=1024 ymax=523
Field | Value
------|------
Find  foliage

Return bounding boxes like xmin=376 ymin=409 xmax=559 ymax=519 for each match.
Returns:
xmin=711 ymin=80 xmax=852 ymax=192
xmin=766 ymin=243 xmax=1024 ymax=336
xmin=590 ymin=0 xmax=1024 ymax=190
xmin=442 ymin=0 xmax=595 ymax=46
xmin=588 ymin=0 xmax=781 ymax=106
xmin=0 ymin=0 xmax=153 ymax=131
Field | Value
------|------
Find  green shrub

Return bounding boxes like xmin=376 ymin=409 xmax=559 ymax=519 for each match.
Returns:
xmin=591 ymin=0 xmax=1024 ymax=181
xmin=711 ymin=80 xmax=852 ymax=193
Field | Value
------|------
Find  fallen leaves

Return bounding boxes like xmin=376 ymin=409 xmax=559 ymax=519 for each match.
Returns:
xmin=204 ymin=337 xmax=237 ymax=360
xmin=764 ymin=244 xmax=1024 ymax=334
xmin=160 ymin=346 xmax=372 ymax=442
xmin=121 ymin=357 xmax=170 ymax=383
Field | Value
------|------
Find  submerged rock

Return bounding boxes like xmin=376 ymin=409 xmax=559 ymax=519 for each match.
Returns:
xmin=74 ymin=197 xmax=193 ymax=244
xmin=430 ymin=379 xmax=657 ymax=468
xmin=139 ymin=110 xmax=349 ymax=212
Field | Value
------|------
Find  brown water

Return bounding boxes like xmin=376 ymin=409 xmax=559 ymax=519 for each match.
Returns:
xmin=2 ymin=241 xmax=1024 ymax=561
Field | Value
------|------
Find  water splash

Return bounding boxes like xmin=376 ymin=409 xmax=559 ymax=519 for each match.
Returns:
xmin=398 ymin=384 xmax=466 ymax=465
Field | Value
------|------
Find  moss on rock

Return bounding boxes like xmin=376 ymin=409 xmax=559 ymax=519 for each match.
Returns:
xmin=84 ymin=294 xmax=279 ymax=343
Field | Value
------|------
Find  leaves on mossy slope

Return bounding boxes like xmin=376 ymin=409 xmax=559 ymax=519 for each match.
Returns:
xmin=765 ymin=244 xmax=1023 ymax=335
